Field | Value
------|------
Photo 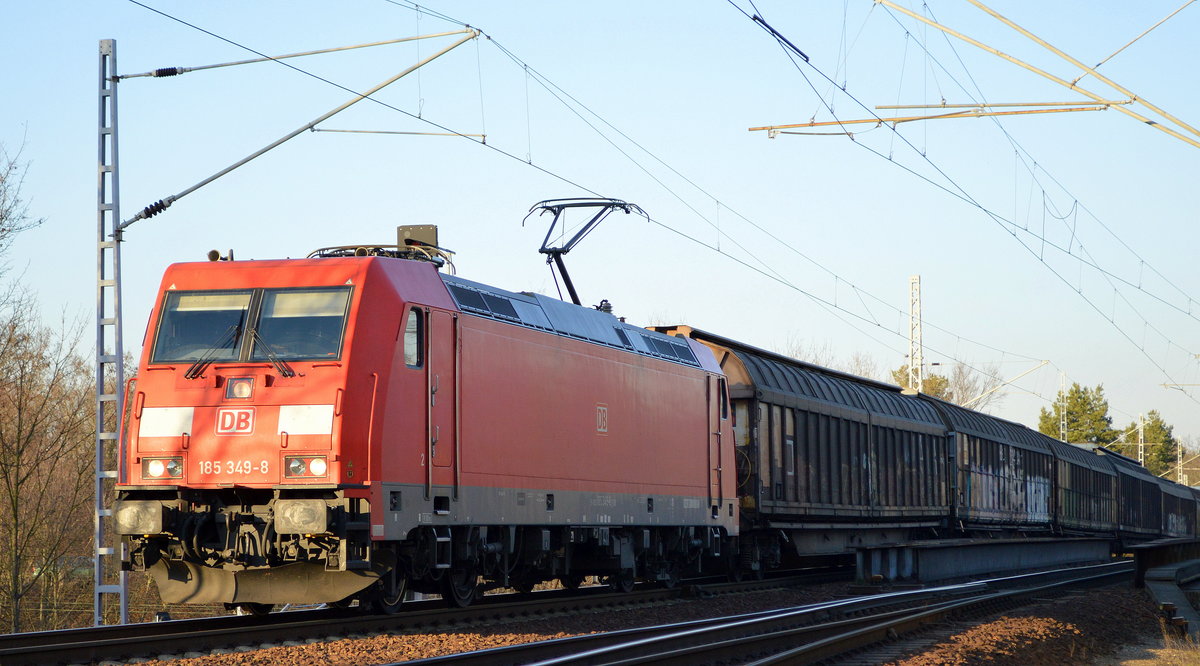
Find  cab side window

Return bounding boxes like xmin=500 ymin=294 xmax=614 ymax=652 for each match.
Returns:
xmin=403 ymin=308 xmax=424 ymax=368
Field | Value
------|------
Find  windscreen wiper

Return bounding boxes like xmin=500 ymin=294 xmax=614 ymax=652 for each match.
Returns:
xmin=250 ymin=329 xmax=295 ymax=378
xmin=184 ymin=324 xmax=240 ymax=380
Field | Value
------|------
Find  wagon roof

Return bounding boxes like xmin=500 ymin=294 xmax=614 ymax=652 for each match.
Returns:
xmin=668 ymin=327 xmax=945 ymax=426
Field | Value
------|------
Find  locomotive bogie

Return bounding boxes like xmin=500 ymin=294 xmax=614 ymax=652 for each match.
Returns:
xmin=116 ymin=487 xmax=380 ymax=604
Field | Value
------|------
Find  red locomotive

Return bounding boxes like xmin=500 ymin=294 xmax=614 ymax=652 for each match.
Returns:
xmin=115 ymin=222 xmax=738 ymax=613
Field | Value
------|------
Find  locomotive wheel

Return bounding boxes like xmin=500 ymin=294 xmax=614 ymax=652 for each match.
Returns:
xmin=726 ymin=554 xmax=744 ymax=583
xmin=658 ymin=563 xmax=680 ymax=590
xmin=559 ymin=574 xmax=586 ymax=590
xmin=370 ymin=573 xmax=409 ymax=614
xmin=606 ymin=569 xmax=635 ymax=593
xmin=444 ymin=565 xmax=479 ymax=608
xmin=510 ymin=577 xmax=536 ymax=595
xmin=237 ymin=602 xmax=273 ymax=616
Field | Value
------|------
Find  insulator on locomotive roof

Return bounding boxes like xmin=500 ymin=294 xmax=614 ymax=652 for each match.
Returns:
xmin=596 ymin=299 xmax=614 ymax=314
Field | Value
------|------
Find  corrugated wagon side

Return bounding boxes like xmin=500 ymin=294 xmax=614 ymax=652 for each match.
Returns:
xmin=657 ymin=327 xmax=952 ymax=560
xmin=1097 ymin=449 xmax=1165 ymax=544
xmin=1043 ymin=438 xmax=1118 ymax=535
xmin=924 ymin=400 xmax=1053 ymax=531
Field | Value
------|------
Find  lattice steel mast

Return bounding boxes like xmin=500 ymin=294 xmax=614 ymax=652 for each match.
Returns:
xmin=95 ymin=38 xmax=128 ymax=625
xmin=908 ymin=275 xmax=923 ymax=393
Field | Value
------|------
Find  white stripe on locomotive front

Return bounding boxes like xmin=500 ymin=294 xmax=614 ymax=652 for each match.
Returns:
xmin=277 ymin=404 xmax=335 ymax=435
xmin=139 ymin=407 xmax=195 ymax=437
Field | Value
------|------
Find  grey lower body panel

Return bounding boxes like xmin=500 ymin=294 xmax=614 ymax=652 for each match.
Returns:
xmin=376 ymin=482 xmax=738 ymax=540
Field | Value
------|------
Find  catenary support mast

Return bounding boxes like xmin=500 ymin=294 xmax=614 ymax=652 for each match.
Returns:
xmin=908 ymin=275 xmax=924 ymax=393
xmin=95 ymin=39 xmax=128 ymax=625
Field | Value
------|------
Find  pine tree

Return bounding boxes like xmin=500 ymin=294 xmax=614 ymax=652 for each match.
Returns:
xmin=892 ymin=365 xmax=951 ymax=400
xmin=1037 ymin=383 xmax=1117 ymax=445
xmin=1119 ymin=410 xmax=1178 ymax=477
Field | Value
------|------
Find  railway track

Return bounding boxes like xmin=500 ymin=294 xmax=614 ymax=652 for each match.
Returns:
xmin=394 ymin=561 xmax=1134 ymax=665
xmin=0 ymin=569 xmax=846 ymax=665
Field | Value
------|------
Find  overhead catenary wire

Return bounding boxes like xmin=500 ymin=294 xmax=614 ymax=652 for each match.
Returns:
xmin=312 ymin=128 xmax=485 ymax=139
xmin=883 ymin=4 xmax=1200 ymax=326
xmin=748 ymin=2 xmax=1200 ymax=358
xmin=118 ymin=26 xmax=480 ymax=229
xmin=461 ymin=10 xmax=1045 ymax=365
xmin=876 ymin=0 xmax=1200 ymax=150
xmin=879 ymin=7 xmax=1200 ymax=322
xmin=727 ymin=0 xmax=1200 ymax=407
xmin=963 ymin=0 xmax=1200 ymax=141
xmin=1072 ymin=0 xmax=1197 ymax=86
xmin=751 ymin=12 xmax=1200 ymax=324
xmin=379 ymin=2 xmax=1198 ymax=344
xmin=125 ymin=0 xmax=1074 ymax=407
xmin=384 ymin=0 xmax=1059 ymax=376
xmin=115 ymin=31 xmax=469 ymax=79
xmin=121 ymin=1 xmax=611 ymax=215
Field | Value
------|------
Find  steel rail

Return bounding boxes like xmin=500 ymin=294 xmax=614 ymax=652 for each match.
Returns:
xmin=398 ymin=561 xmax=1133 ymax=666
xmin=0 ymin=572 xmax=843 ymax=665
xmin=402 ymin=583 xmax=989 ymax=665
xmin=747 ymin=561 xmax=1134 ymax=665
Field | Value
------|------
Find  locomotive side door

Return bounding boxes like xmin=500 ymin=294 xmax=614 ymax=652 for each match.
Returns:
xmin=707 ymin=375 xmax=726 ymax=509
xmin=424 ymin=309 xmax=456 ymax=494
xmin=427 ymin=309 xmax=459 ymax=497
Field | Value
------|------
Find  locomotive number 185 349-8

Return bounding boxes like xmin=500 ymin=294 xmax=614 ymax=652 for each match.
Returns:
xmin=197 ymin=459 xmax=270 ymax=475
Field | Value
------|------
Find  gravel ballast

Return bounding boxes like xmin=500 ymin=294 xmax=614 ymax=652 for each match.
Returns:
xmin=135 ymin=583 xmax=1176 ymax=665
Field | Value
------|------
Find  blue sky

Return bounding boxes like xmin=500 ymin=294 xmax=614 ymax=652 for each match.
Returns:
xmin=4 ymin=1 xmax=1199 ymax=449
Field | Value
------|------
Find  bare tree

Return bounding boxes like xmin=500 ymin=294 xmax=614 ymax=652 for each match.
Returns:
xmin=0 ymin=290 xmax=94 ymax=633
xmin=945 ymin=362 xmax=1004 ymax=412
xmin=781 ymin=336 xmax=837 ymax=368
xmin=781 ymin=338 xmax=887 ymax=380
xmin=843 ymin=352 xmax=881 ymax=381
xmin=0 ymin=143 xmax=43 ymax=269
xmin=892 ymin=362 xmax=1004 ymax=411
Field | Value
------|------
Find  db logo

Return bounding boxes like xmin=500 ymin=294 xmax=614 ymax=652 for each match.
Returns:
xmin=216 ymin=407 xmax=256 ymax=435
xmin=595 ymin=404 xmax=609 ymax=435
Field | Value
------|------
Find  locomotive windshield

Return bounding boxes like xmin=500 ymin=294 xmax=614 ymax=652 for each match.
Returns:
xmin=151 ymin=290 xmax=252 ymax=363
xmin=250 ymin=288 xmax=351 ymax=361
xmin=150 ymin=286 xmax=352 ymax=364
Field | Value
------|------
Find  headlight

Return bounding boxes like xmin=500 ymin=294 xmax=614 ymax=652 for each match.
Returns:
xmin=284 ymin=456 xmax=327 ymax=478
xmin=115 ymin=500 xmax=165 ymax=535
xmin=308 ymin=457 xmax=328 ymax=476
xmin=275 ymin=499 xmax=328 ymax=534
xmin=225 ymin=376 xmax=254 ymax=400
xmin=142 ymin=457 xmax=184 ymax=479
